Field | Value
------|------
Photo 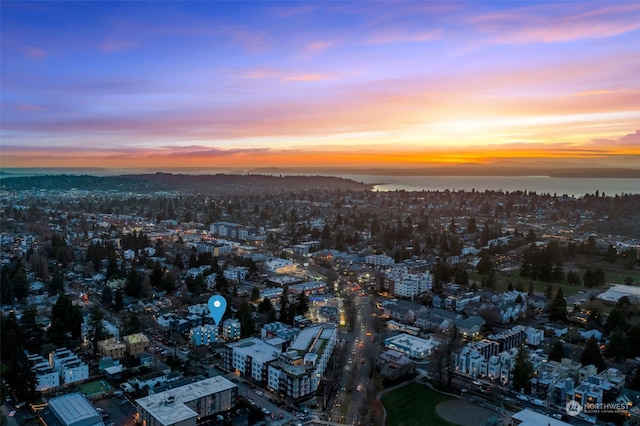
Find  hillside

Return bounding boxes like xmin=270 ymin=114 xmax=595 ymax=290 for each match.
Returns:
xmin=0 ymin=173 xmax=373 ymax=193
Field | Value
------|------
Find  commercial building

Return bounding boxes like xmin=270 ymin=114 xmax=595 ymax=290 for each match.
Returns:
xmin=383 ymin=333 xmax=440 ymax=360
xmin=46 ymin=393 xmax=102 ymax=426
xmin=135 ymin=376 xmax=237 ymax=426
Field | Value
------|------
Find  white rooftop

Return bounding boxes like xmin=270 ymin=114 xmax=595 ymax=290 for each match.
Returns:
xmin=136 ymin=376 xmax=236 ymax=426
xmin=290 ymin=325 xmax=323 ymax=352
xmin=229 ymin=337 xmax=279 ymax=364
xmin=598 ymin=284 xmax=640 ymax=303
xmin=511 ymin=409 xmax=572 ymax=426
xmin=48 ymin=393 xmax=102 ymax=426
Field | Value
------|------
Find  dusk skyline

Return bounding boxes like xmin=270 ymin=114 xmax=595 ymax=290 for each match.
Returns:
xmin=1 ymin=1 xmax=639 ymax=170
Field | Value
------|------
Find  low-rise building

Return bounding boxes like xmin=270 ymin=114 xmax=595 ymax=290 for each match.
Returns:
xmin=27 ymin=353 xmax=59 ymax=392
xmin=47 ymin=393 xmax=102 ymax=426
xmin=124 ymin=333 xmax=150 ymax=356
xmin=98 ymin=337 xmax=126 ymax=360
xmin=49 ymin=348 xmax=89 ymax=385
xmin=383 ymin=333 xmax=440 ymax=360
xmin=222 ymin=319 xmax=241 ymax=341
xmin=377 ymin=349 xmax=415 ymax=381
xmin=135 ymin=376 xmax=237 ymax=426
xmin=190 ymin=324 xmax=218 ymax=346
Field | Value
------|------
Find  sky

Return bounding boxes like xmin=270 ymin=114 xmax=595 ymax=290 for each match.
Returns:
xmin=1 ymin=1 xmax=639 ymax=170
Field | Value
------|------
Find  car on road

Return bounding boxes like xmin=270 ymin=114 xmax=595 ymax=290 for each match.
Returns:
xmin=8 ymin=411 xmax=16 ymax=417
xmin=255 ymin=390 xmax=264 ymax=396
xmin=261 ymin=407 xmax=270 ymax=415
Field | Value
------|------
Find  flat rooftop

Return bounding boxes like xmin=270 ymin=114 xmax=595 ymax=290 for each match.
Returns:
xmin=136 ymin=376 xmax=236 ymax=426
xmin=229 ymin=337 xmax=279 ymax=364
xmin=48 ymin=393 xmax=102 ymax=426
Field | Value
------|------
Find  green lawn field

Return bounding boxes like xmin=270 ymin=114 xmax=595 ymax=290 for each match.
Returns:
xmin=382 ymin=383 xmax=456 ymax=426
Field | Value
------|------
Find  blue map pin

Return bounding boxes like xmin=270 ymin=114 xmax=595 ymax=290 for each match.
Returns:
xmin=208 ymin=295 xmax=227 ymax=325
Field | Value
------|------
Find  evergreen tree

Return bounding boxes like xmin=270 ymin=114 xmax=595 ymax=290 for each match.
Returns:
xmin=101 ymin=285 xmax=113 ymax=306
xmin=49 ymin=294 xmax=82 ymax=345
xmin=512 ymin=348 xmax=534 ymax=393
xmin=20 ymin=308 xmax=44 ymax=354
xmin=250 ymin=287 xmax=260 ymax=302
xmin=549 ymin=287 xmax=567 ymax=322
xmin=279 ymin=287 xmax=290 ymax=324
xmin=581 ymin=336 xmax=606 ymax=372
xmin=48 ymin=268 xmax=65 ymax=295
xmin=549 ymin=340 xmax=565 ymax=362
xmin=257 ymin=297 xmax=273 ymax=314
xmin=0 ymin=312 xmax=21 ymax=362
xmin=604 ymin=308 xmax=627 ymax=335
xmin=5 ymin=349 xmax=37 ymax=402
xmin=106 ymin=253 xmax=119 ymax=279
xmin=114 ymin=288 xmax=124 ymax=311
xmin=86 ymin=307 xmax=106 ymax=354
xmin=295 ymin=291 xmax=309 ymax=316
xmin=630 ymin=366 xmax=640 ymax=392
xmin=238 ymin=300 xmax=254 ymax=338
xmin=605 ymin=329 xmax=629 ymax=362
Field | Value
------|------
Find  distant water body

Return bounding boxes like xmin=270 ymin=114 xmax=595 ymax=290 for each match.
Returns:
xmin=1 ymin=168 xmax=638 ymax=198
xmin=340 ymin=175 xmax=640 ymax=198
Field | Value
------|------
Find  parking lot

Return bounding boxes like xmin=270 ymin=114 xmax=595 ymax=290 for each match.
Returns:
xmin=94 ymin=394 xmax=137 ymax=426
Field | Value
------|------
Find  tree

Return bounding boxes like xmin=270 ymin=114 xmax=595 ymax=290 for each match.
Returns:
xmin=581 ymin=336 xmax=605 ymax=372
xmin=48 ymin=268 xmax=65 ymax=295
xmin=257 ymin=297 xmax=273 ymax=314
xmin=548 ymin=287 xmax=567 ymax=322
xmin=123 ymin=314 xmax=142 ymax=336
xmin=630 ymin=366 xmax=640 ymax=392
xmin=279 ymin=287 xmax=290 ymax=324
xmin=604 ymin=308 xmax=627 ymax=335
xmin=295 ymin=291 xmax=309 ymax=316
xmin=20 ymin=308 xmax=44 ymax=354
xmin=114 ymin=288 xmax=124 ymax=311
xmin=238 ymin=300 xmax=254 ymax=338
xmin=477 ymin=252 xmax=495 ymax=275
xmin=511 ymin=348 xmax=534 ymax=393
xmin=584 ymin=267 xmax=606 ymax=288
xmin=466 ymin=217 xmax=478 ymax=233
xmin=0 ymin=312 xmax=21 ymax=362
xmin=250 ymin=287 xmax=260 ymax=302
xmin=49 ymin=294 xmax=82 ymax=345
xmin=605 ymin=329 xmax=629 ymax=362
xmin=5 ymin=349 xmax=36 ymax=402
xmin=86 ymin=307 xmax=106 ymax=354
xmin=549 ymin=340 xmax=565 ymax=362
xmin=101 ymin=285 xmax=113 ymax=306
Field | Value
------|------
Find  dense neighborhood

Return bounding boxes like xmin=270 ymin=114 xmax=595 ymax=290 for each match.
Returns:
xmin=1 ymin=174 xmax=639 ymax=426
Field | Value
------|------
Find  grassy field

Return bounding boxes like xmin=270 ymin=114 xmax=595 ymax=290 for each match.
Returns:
xmin=382 ymin=383 xmax=456 ymax=426
xmin=470 ymin=267 xmax=640 ymax=298
xmin=75 ymin=379 xmax=114 ymax=397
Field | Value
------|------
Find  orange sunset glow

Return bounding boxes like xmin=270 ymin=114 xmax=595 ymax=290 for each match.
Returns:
xmin=1 ymin=1 xmax=639 ymax=171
